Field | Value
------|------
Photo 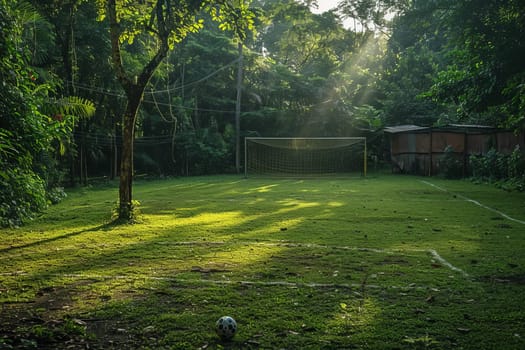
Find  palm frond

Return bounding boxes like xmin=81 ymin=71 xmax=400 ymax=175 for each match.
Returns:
xmin=56 ymin=96 xmax=96 ymax=119
xmin=12 ymin=1 xmax=44 ymax=25
xmin=13 ymin=1 xmax=56 ymax=65
xmin=45 ymin=96 xmax=96 ymax=120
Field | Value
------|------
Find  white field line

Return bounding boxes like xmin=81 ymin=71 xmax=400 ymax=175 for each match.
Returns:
xmin=427 ymin=249 xmax=469 ymax=277
xmin=0 ymin=240 xmax=468 ymax=278
xmin=0 ymin=271 xmax=434 ymax=291
xmin=254 ymin=241 xmax=469 ymax=277
xmin=155 ymin=241 xmax=469 ymax=277
xmin=421 ymin=180 xmax=525 ymax=225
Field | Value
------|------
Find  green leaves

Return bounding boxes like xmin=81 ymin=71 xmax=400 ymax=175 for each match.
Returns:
xmin=0 ymin=167 xmax=47 ymax=228
xmin=0 ymin=1 xmax=98 ymax=227
xmin=0 ymin=130 xmax=17 ymax=158
xmin=47 ymin=96 xmax=96 ymax=121
xmin=378 ymin=0 xmax=525 ymax=130
xmin=99 ymin=0 xmax=255 ymax=47
xmin=213 ymin=1 xmax=255 ymax=41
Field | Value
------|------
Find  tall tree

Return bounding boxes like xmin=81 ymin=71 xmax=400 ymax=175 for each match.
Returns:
xmin=424 ymin=0 xmax=525 ymax=129
xmin=96 ymin=0 xmax=253 ymax=220
xmin=378 ymin=3 xmax=447 ymax=126
xmin=247 ymin=0 xmax=359 ymax=136
xmin=379 ymin=0 xmax=525 ymax=129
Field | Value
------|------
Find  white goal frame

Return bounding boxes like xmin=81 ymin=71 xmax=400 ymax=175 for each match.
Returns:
xmin=244 ymin=137 xmax=367 ymax=178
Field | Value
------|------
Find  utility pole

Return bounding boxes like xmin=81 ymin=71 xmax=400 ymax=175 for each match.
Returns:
xmin=235 ymin=41 xmax=243 ymax=173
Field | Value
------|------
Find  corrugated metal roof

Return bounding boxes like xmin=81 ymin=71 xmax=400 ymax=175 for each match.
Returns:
xmin=384 ymin=124 xmax=495 ymax=134
xmin=446 ymin=124 xmax=495 ymax=130
xmin=383 ymin=125 xmax=430 ymax=134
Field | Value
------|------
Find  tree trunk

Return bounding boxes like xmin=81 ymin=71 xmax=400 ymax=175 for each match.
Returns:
xmin=235 ymin=42 xmax=243 ymax=173
xmin=111 ymin=122 xmax=118 ymax=180
xmin=118 ymin=87 xmax=145 ymax=219
xmin=107 ymin=0 xmax=171 ymax=220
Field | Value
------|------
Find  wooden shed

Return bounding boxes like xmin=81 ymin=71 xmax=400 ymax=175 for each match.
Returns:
xmin=384 ymin=124 xmax=525 ymax=176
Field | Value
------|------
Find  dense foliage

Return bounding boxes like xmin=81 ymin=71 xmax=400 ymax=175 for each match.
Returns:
xmin=382 ymin=0 xmax=525 ymax=129
xmin=0 ymin=1 xmax=44 ymax=227
xmin=0 ymin=1 xmax=94 ymax=227
xmin=1 ymin=0 xmax=524 ymax=225
xmin=469 ymin=146 xmax=525 ymax=190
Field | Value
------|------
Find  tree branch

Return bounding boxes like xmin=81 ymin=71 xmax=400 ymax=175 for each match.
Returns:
xmin=107 ymin=0 xmax=131 ymax=89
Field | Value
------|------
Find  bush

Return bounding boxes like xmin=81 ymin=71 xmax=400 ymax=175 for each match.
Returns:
xmin=0 ymin=2 xmax=74 ymax=227
xmin=469 ymin=146 xmax=525 ymax=191
xmin=0 ymin=168 xmax=48 ymax=227
xmin=508 ymin=145 xmax=525 ymax=178
xmin=440 ymin=145 xmax=463 ymax=179
xmin=46 ymin=187 xmax=67 ymax=205
xmin=469 ymin=148 xmax=506 ymax=180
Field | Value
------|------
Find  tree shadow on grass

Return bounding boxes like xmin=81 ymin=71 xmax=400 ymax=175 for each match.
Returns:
xmin=0 ymin=221 xmax=120 ymax=255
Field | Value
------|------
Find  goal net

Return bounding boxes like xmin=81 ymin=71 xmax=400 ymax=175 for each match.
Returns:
xmin=244 ymin=137 xmax=367 ymax=177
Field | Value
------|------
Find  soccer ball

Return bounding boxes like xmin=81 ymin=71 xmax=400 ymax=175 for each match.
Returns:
xmin=215 ymin=316 xmax=237 ymax=340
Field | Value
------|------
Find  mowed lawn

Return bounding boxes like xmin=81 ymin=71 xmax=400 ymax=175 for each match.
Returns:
xmin=1 ymin=175 xmax=524 ymax=349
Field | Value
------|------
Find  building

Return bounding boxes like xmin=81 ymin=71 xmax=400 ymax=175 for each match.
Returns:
xmin=384 ymin=124 xmax=524 ymax=176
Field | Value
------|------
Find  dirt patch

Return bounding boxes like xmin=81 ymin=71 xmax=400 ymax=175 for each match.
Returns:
xmin=0 ymin=279 xmax=149 ymax=349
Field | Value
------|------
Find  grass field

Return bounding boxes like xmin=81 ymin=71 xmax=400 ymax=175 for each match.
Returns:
xmin=1 ymin=175 xmax=524 ymax=349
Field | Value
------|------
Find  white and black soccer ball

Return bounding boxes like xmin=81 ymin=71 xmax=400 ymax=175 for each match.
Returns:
xmin=215 ymin=316 xmax=237 ymax=340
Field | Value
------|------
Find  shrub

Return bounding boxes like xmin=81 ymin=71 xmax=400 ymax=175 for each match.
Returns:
xmin=469 ymin=148 xmax=507 ymax=181
xmin=440 ymin=145 xmax=463 ymax=179
xmin=0 ymin=169 xmax=48 ymax=228
xmin=469 ymin=146 xmax=525 ymax=191
xmin=508 ymin=145 xmax=525 ymax=179
xmin=46 ymin=187 xmax=68 ymax=205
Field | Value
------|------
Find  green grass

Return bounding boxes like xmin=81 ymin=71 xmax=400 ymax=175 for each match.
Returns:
xmin=1 ymin=175 xmax=524 ymax=349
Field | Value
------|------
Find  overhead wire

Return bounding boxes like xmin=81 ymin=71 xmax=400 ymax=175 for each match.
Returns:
xmin=72 ymin=130 xmax=174 ymax=146
xmin=72 ymin=83 xmax=236 ymax=114
xmin=67 ymin=57 xmax=240 ymax=114
xmin=146 ymin=57 xmax=240 ymax=94
xmin=69 ymin=57 xmax=241 ymax=149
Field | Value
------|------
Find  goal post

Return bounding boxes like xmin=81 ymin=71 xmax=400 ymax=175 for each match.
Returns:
xmin=244 ymin=137 xmax=367 ymax=177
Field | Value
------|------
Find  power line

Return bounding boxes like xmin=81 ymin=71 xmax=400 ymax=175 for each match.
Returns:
xmin=66 ymin=58 xmax=240 ymax=113
xmin=143 ymin=98 xmax=234 ymax=113
xmin=72 ymin=83 xmax=235 ymax=114
xmin=72 ymin=131 xmax=177 ymax=146
xmin=146 ymin=57 xmax=240 ymax=94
